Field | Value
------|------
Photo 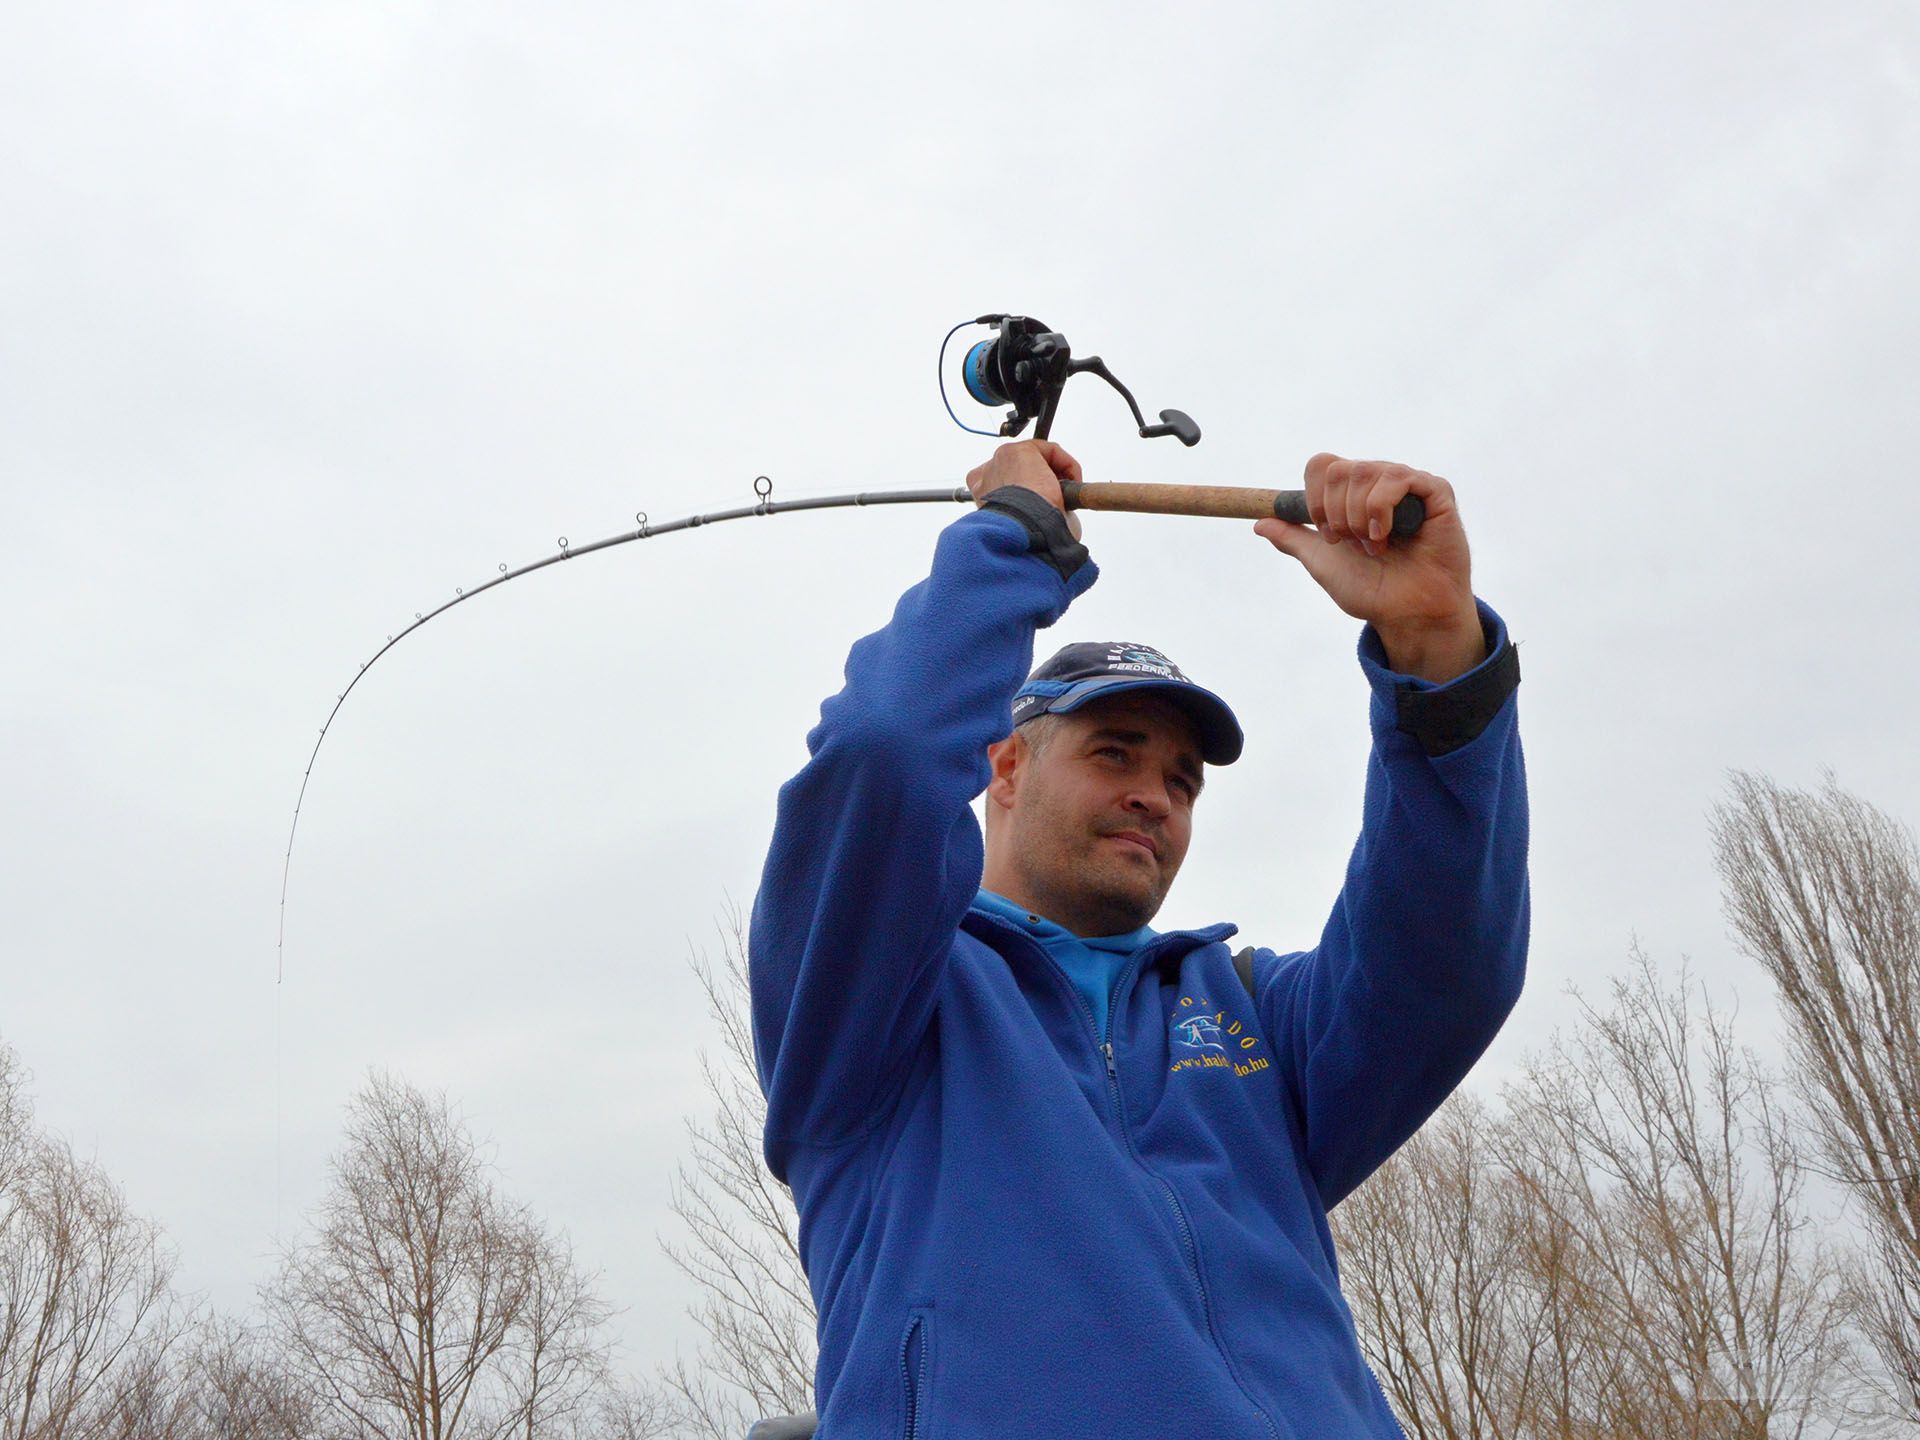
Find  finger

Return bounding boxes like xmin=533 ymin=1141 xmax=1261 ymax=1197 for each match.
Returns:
xmin=965 ymin=461 xmax=991 ymax=501
xmin=1349 ymin=466 xmax=1401 ymax=556
xmin=1365 ymin=463 xmax=1460 ymax=532
xmin=1344 ymin=468 xmax=1372 ymax=550
xmin=1319 ymin=458 xmax=1354 ymax=545
xmin=1304 ymin=452 xmax=1342 ymax=487
xmin=1362 ymin=466 xmax=1405 ymax=545
xmin=1373 ymin=466 xmax=1431 ymax=545
xmin=1032 ymin=439 xmax=1083 ymax=483
xmin=1405 ymin=467 xmax=1458 ymax=524
xmin=1304 ymin=453 xmax=1339 ymax=537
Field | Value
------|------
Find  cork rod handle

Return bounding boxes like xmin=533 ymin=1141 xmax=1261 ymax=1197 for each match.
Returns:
xmin=1058 ymin=481 xmax=1425 ymax=537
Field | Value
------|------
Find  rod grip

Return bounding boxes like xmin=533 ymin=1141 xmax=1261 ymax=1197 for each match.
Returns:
xmin=1272 ymin=489 xmax=1425 ymax=538
xmin=1060 ymin=481 xmax=1425 ymax=537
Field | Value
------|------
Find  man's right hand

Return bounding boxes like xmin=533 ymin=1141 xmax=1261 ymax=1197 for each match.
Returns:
xmin=965 ymin=441 xmax=1085 ymax=540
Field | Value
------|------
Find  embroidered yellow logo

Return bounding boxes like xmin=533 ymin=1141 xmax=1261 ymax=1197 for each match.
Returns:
xmin=1169 ymin=995 xmax=1268 ymax=1077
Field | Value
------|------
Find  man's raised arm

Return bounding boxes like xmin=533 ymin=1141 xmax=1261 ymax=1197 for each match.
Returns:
xmin=749 ymin=442 xmax=1096 ymax=1176
xmin=1248 ymin=455 xmax=1530 ymax=1208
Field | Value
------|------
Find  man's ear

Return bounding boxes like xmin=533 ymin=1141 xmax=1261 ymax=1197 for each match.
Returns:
xmin=985 ymin=732 xmax=1025 ymax=817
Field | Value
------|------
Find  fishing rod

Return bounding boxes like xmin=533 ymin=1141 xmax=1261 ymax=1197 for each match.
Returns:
xmin=272 ymin=478 xmax=968 ymax=979
xmin=276 ymin=312 xmax=1425 ymax=977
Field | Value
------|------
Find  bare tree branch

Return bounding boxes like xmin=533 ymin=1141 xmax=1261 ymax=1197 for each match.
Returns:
xmin=1336 ymin=949 xmax=1853 ymax=1439
xmin=656 ymin=910 xmax=816 ymax=1438
xmin=262 ymin=1072 xmax=614 ymax=1440
xmin=1713 ymin=771 xmax=1920 ymax=1425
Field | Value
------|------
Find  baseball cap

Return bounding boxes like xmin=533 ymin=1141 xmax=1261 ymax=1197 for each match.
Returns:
xmin=1012 ymin=642 xmax=1244 ymax=765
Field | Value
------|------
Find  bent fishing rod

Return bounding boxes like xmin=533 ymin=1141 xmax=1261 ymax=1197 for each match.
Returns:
xmin=277 ymin=313 xmax=1425 ymax=975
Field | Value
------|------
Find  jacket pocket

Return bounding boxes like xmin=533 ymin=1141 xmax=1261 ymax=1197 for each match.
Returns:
xmin=899 ymin=1307 xmax=933 ymax=1440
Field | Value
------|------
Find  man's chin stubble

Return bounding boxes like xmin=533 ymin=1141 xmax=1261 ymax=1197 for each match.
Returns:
xmin=1085 ymin=872 xmax=1164 ymax=932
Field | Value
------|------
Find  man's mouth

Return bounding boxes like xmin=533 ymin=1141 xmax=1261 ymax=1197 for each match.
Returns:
xmin=1104 ymin=830 xmax=1160 ymax=860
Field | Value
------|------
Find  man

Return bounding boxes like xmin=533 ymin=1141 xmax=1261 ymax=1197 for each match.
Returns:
xmin=749 ymin=440 xmax=1528 ymax=1438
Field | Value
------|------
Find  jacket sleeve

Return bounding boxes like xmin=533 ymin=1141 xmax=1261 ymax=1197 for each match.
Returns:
xmin=749 ymin=502 xmax=1097 ymax=1174
xmin=1253 ymin=600 xmax=1529 ymax=1209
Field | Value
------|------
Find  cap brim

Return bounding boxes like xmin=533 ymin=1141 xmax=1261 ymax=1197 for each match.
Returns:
xmin=1035 ymin=676 xmax=1244 ymax=766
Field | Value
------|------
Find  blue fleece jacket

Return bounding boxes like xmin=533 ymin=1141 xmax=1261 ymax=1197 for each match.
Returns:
xmin=749 ymin=506 xmax=1529 ymax=1440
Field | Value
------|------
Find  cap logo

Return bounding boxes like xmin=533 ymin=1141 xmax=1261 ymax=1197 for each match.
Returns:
xmin=1104 ymin=643 xmax=1185 ymax=681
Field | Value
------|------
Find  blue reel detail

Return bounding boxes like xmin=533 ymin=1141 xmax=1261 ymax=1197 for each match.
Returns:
xmin=962 ymin=340 xmax=1001 ymax=406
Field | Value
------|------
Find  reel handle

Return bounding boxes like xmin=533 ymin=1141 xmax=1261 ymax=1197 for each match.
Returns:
xmin=1059 ymin=481 xmax=1425 ymax=537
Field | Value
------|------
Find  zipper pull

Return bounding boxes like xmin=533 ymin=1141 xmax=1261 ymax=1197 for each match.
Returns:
xmin=1101 ymin=1041 xmax=1117 ymax=1078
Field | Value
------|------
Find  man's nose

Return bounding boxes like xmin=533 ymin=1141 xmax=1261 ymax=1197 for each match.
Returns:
xmin=1125 ymin=780 xmax=1172 ymax=819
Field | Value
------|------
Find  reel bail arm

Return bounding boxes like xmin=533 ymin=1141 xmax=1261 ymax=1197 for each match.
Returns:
xmin=1058 ymin=356 xmax=1199 ymax=446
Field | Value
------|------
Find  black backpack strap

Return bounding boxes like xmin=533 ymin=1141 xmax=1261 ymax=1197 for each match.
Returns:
xmin=1232 ymin=945 xmax=1257 ymax=1000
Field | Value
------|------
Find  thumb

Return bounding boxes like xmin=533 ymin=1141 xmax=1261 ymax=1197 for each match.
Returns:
xmin=1253 ymin=517 xmax=1347 ymax=592
xmin=1253 ymin=517 xmax=1314 ymax=560
xmin=1030 ymin=439 xmax=1083 ymax=483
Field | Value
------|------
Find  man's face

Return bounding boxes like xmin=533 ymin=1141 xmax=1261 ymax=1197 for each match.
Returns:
xmin=984 ymin=692 xmax=1205 ymax=936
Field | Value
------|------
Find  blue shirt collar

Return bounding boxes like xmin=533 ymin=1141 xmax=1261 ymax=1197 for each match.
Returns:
xmin=970 ymin=889 xmax=1157 ymax=954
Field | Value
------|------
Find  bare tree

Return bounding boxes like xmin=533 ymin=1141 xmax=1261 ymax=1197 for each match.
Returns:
xmin=657 ymin=916 xmax=815 ymax=1440
xmin=92 ymin=1322 xmax=205 ymax=1440
xmin=0 ymin=1127 xmax=181 ymax=1440
xmin=1500 ymin=948 xmax=1848 ymax=1439
xmin=1334 ymin=1092 xmax=1558 ymax=1439
xmin=586 ymin=1380 xmax=680 ymax=1440
xmin=0 ymin=1044 xmax=26 ymax=1202
xmin=166 ymin=1318 xmax=320 ymax=1440
xmin=1338 ymin=950 xmax=1850 ymax=1439
xmin=262 ymin=1071 xmax=615 ymax=1440
xmin=1713 ymin=771 xmax=1920 ymax=1426
xmin=0 ymin=1041 xmax=341 ymax=1440
xmin=1337 ymin=1092 xmax=1647 ymax=1439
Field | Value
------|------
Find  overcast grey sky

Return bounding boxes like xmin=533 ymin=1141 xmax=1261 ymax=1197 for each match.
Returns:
xmin=3 ymin=0 xmax=1917 ymax=1377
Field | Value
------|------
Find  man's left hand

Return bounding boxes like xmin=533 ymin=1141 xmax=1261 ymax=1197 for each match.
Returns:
xmin=1253 ymin=453 xmax=1485 ymax=684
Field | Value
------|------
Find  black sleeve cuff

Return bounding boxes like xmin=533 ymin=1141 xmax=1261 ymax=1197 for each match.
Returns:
xmin=1395 ymin=633 xmax=1520 ymax=757
xmin=978 ymin=487 xmax=1091 ymax=582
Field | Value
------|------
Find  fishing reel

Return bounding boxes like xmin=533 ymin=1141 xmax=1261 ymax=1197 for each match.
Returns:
xmin=939 ymin=315 xmax=1201 ymax=448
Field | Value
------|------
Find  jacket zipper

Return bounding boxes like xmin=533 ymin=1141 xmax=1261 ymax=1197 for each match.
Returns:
xmin=900 ymin=1311 xmax=928 ymax=1440
xmin=1003 ymin=925 xmax=1280 ymax=1440
xmin=1360 ymin=1354 xmax=1409 ymax=1439
xmin=1098 ymin=1037 xmax=1207 ymax=1300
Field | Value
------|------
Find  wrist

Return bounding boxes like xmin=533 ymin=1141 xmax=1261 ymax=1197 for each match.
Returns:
xmin=978 ymin=486 xmax=1091 ymax=582
xmin=1374 ymin=603 xmax=1486 ymax=683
